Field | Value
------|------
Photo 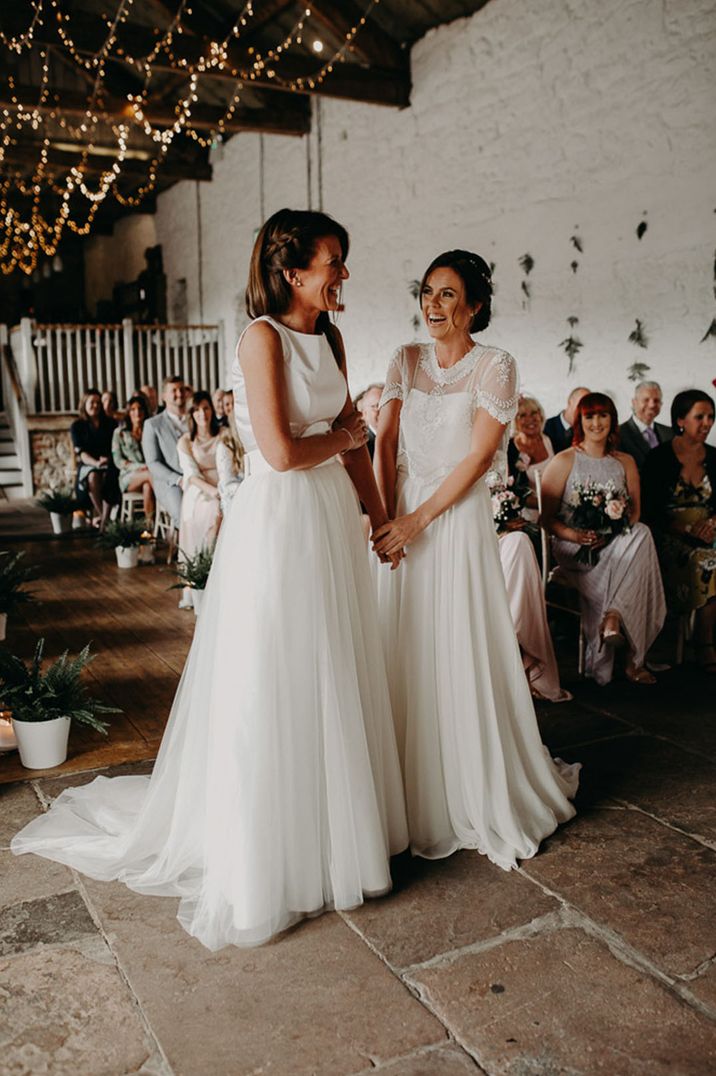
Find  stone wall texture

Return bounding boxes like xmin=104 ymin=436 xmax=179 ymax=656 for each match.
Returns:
xmin=30 ymin=424 xmax=75 ymax=493
xmin=136 ymin=0 xmax=713 ymax=421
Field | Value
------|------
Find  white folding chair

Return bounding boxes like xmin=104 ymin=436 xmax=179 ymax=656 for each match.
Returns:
xmin=120 ymin=491 xmax=145 ymax=522
xmin=154 ymin=506 xmax=179 ymax=564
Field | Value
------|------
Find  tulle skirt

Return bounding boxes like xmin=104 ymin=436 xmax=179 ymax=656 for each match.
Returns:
xmin=376 ymin=473 xmax=579 ymax=868
xmin=12 ymin=460 xmax=408 ymax=949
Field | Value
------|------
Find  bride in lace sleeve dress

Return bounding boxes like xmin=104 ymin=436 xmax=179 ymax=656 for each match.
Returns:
xmin=373 ymin=250 xmax=579 ymax=868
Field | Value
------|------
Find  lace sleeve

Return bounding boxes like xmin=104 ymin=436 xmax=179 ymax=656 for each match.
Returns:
xmin=474 ymin=350 xmax=519 ymax=426
xmin=379 ymin=347 xmax=405 ymax=408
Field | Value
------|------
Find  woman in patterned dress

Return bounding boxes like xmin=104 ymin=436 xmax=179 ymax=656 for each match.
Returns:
xmin=372 ymin=249 xmax=579 ymax=869
xmin=642 ymin=389 xmax=716 ymax=672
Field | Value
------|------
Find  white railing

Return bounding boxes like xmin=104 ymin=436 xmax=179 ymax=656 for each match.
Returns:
xmin=8 ymin=318 xmax=224 ymax=414
xmin=0 ymin=326 xmax=33 ymax=496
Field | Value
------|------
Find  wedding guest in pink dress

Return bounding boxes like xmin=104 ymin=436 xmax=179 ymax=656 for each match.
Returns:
xmin=177 ymin=391 xmax=221 ymax=561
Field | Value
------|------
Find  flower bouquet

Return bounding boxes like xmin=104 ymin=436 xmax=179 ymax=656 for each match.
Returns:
xmin=569 ymin=479 xmax=631 ymax=564
xmin=486 ymin=473 xmax=529 ymax=533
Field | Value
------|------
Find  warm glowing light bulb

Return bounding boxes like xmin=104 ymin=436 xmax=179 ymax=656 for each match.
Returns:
xmin=312 ymin=39 xmax=323 ymax=53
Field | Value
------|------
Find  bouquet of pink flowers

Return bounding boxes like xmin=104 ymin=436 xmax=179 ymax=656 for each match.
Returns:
xmin=486 ymin=473 xmax=529 ymax=532
xmin=569 ymin=479 xmax=631 ymax=564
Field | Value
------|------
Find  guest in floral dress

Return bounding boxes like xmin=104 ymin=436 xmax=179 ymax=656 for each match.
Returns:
xmin=111 ymin=394 xmax=155 ymax=521
xmin=642 ymin=389 xmax=716 ymax=672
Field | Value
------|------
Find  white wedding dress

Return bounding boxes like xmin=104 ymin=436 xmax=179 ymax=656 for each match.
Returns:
xmin=12 ymin=316 xmax=408 ymax=950
xmin=377 ymin=343 xmax=580 ymax=868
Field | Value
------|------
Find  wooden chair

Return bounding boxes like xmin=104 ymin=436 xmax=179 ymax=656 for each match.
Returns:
xmin=120 ymin=491 xmax=145 ymax=522
xmin=154 ymin=506 xmax=179 ymax=564
xmin=535 ymin=469 xmax=586 ymax=676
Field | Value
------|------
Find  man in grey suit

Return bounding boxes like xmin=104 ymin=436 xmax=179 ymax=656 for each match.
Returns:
xmin=618 ymin=380 xmax=672 ymax=469
xmin=142 ymin=375 xmax=187 ymax=525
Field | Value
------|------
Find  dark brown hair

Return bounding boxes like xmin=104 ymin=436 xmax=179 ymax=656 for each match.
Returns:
xmin=245 ymin=208 xmax=349 ymax=322
xmin=572 ymin=392 xmax=620 ymax=452
xmin=123 ymin=393 xmax=150 ymax=431
xmin=419 ymin=250 xmax=493 ymax=333
xmin=671 ymin=389 xmax=715 ymax=434
xmin=78 ymin=387 xmax=104 ymax=422
xmin=187 ymin=391 xmax=220 ymax=441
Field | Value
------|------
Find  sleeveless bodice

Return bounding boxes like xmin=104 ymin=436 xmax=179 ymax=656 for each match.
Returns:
xmin=232 ymin=316 xmax=347 ymax=455
xmin=560 ymin=451 xmax=628 ymax=520
xmin=191 ymin=435 xmax=219 ymax=484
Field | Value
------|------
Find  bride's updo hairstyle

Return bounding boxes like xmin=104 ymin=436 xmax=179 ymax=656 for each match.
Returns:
xmin=246 ymin=207 xmax=349 ymax=320
xmin=419 ymin=250 xmax=493 ymax=333
xmin=573 ymin=392 xmax=620 ymax=452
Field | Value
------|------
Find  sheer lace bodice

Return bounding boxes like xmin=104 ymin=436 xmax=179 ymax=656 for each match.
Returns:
xmin=380 ymin=342 xmax=519 ymax=487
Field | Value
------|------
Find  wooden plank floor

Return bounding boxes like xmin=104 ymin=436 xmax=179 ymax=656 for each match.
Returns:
xmin=0 ymin=519 xmax=195 ymax=784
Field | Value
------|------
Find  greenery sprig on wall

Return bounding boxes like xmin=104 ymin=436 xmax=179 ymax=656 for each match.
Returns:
xmin=628 ymin=361 xmax=651 ymax=382
xmin=559 ymin=316 xmax=583 ymax=374
xmin=629 ymin=319 xmax=648 ymax=349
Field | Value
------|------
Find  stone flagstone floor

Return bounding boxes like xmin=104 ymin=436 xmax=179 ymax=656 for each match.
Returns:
xmin=2 ymin=666 xmax=716 ymax=1075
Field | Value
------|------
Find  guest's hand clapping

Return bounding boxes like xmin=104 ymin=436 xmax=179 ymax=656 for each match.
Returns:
xmin=335 ymin=410 xmax=369 ymax=453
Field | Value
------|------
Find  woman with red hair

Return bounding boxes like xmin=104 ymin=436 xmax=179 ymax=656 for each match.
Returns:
xmin=541 ymin=392 xmax=665 ymax=685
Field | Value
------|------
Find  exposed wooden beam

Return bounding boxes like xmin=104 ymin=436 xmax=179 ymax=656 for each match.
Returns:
xmin=31 ymin=13 xmax=410 ymax=108
xmin=307 ymin=0 xmax=405 ymax=69
xmin=1 ymin=142 xmax=212 ymax=182
xmin=0 ymin=84 xmax=311 ymax=136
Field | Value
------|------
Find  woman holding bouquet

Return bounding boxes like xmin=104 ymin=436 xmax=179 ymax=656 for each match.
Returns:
xmin=540 ymin=393 xmax=665 ymax=685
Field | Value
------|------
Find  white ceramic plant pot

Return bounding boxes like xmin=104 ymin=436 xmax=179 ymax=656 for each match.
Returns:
xmin=115 ymin=545 xmax=140 ymax=569
xmin=50 ymin=512 xmax=72 ymax=535
xmin=192 ymin=588 xmax=204 ymax=617
xmin=0 ymin=612 xmax=6 ymax=641
xmin=13 ymin=715 xmax=71 ymax=769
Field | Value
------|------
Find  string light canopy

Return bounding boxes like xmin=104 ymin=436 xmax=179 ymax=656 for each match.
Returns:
xmin=0 ymin=0 xmax=485 ymax=275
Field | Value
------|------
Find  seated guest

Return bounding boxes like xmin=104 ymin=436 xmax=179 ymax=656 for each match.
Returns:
xmin=642 ymin=389 xmax=716 ymax=672
xmin=71 ymin=388 xmax=119 ymax=530
xmin=212 ymin=388 xmax=228 ymax=428
xmin=101 ymin=389 xmax=122 ymax=423
xmin=355 ymin=384 xmax=383 ymax=460
xmin=541 ymin=392 xmax=666 ymax=686
xmin=544 ymin=386 xmax=590 ymax=454
xmin=619 ymin=380 xmax=672 ymax=469
xmin=142 ymin=375 xmax=186 ymax=526
xmin=177 ymin=392 xmax=222 ymax=608
xmin=216 ymin=398 xmax=244 ymax=514
xmin=508 ymin=394 xmax=553 ymax=518
xmin=139 ymin=384 xmax=159 ymax=416
xmin=498 ymin=522 xmax=572 ymax=703
xmin=222 ymin=389 xmax=235 ymax=421
xmin=112 ymin=394 xmax=155 ymax=522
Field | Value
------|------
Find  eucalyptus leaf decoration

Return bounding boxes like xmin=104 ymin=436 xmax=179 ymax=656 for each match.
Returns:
xmin=570 ymin=234 xmax=583 ymax=253
xmin=628 ymin=319 xmax=649 ymax=349
xmin=636 ymin=220 xmax=648 ymax=240
xmin=628 ymin=361 xmax=651 ymax=382
xmin=570 ymin=260 xmax=579 ymax=274
xmin=518 ymin=254 xmax=534 ymax=306
xmin=700 ymin=318 xmax=716 ymax=343
xmin=408 ymin=279 xmax=421 ymax=334
xmin=521 ymin=280 xmax=531 ymax=302
xmin=559 ymin=316 xmax=583 ymax=375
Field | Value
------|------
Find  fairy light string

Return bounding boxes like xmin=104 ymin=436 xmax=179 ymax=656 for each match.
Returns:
xmin=0 ymin=0 xmax=379 ymax=273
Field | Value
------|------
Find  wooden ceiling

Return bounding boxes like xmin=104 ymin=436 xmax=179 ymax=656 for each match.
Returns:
xmin=0 ymin=1 xmax=488 ymax=243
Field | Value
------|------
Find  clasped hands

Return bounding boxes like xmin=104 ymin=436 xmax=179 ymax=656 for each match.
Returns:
xmin=574 ymin=528 xmax=607 ymax=549
xmin=372 ymin=512 xmax=425 ymax=571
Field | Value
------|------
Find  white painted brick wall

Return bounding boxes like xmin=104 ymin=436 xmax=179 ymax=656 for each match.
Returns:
xmin=148 ymin=0 xmax=715 ymax=425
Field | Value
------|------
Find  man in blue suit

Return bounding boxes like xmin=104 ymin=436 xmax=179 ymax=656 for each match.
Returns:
xmin=142 ymin=375 xmax=186 ymax=525
xmin=544 ymin=386 xmax=590 ymax=453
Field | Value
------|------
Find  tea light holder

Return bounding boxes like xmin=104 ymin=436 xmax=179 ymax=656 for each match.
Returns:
xmin=0 ymin=711 xmax=17 ymax=752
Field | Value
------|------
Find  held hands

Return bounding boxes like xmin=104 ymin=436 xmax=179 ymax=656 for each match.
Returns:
xmin=335 ymin=410 xmax=369 ymax=453
xmin=372 ymin=511 xmax=425 ymax=566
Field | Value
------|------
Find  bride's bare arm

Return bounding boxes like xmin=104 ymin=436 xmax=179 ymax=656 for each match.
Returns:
xmin=372 ymin=408 xmax=506 ymax=557
xmin=374 ymin=399 xmax=400 ymax=521
xmin=240 ymin=321 xmax=363 ymax=470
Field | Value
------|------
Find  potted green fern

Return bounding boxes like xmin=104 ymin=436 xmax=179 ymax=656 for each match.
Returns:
xmin=0 ymin=640 xmax=121 ymax=768
xmin=97 ymin=519 xmax=146 ymax=568
xmin=37 ymin=488 xmax=77 ymax=535
xmin=172 ymin=545 xmax=215 ymax=617
xmin=0 ymin=551 xmax=36 ymax=641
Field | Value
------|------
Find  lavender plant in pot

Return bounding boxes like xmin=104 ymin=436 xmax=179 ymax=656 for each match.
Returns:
xmin=0 ymin=640 xmax=120 ymax=769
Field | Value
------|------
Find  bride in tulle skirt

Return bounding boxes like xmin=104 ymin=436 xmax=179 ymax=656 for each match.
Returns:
xmin=12 ymin=209 xmax=408 ymax=950
xmin=372 ymin=249 xmax=579 ymax=868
